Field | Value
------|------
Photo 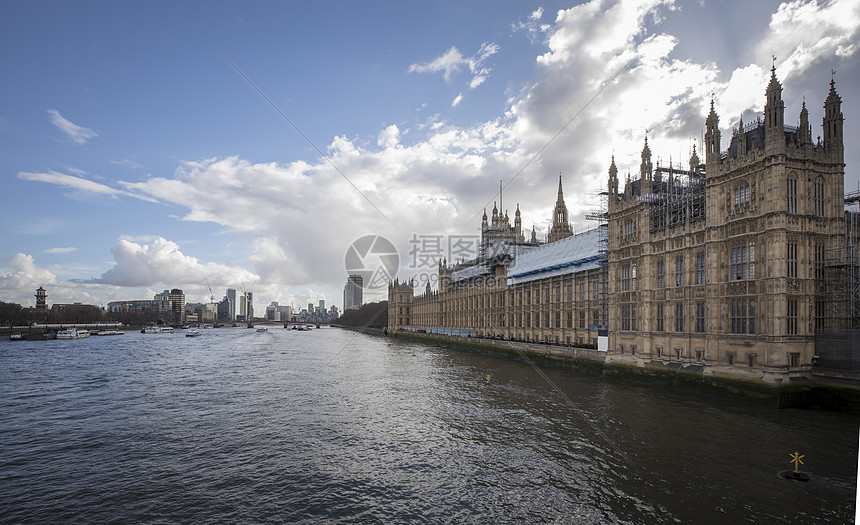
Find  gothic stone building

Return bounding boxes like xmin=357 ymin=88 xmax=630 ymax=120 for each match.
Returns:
xmin=389 ymin=68 xmax=846 ymax=384
xmin=606 ymin=69 xmax=845 ymax=383
xmin=389 ymin=176 xmax=606 ymax=346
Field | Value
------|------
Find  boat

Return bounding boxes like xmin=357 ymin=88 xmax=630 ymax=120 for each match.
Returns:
xmin=255 ymin=327 xmax=268 ymax=333
xmin=95 ymin=329 xmax=125 ymax=336
xmin=24 ymin=332 xmax=56 ymax=341
xmin=142 ymin=326 xmax=174 ymax=334
xmin=186 ymin=330 xmax=202 ymax=337
xmin=9 ymin=333 xmax=23 ymax=341
xmin=56 ymin=328 xmax=91 ymax=339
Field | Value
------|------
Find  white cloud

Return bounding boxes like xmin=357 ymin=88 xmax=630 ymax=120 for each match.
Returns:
xmin=110 ymin=158 xmax=143 ymax=169
xmin=408 ymin=42 xmax=500 ymax=89
xmin=377 ymin=124 xmax=400 ymax=148
xmin=46 ymin=109 xmax=98 ymax=144
xmin=44 ymin=247 xmax=78 ymax=254
xmin=78 ymin=237 xmax=259 ymax=289
xmin=452 ymin=93 xmax=463 ymax=107
xmin=757 ymin=0 xmax=860 ymax=82
xmin=18 ymin=170 xmax=156 ymax=202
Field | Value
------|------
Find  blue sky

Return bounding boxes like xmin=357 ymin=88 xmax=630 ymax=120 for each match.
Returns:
xmin=2 ymin=0 xmax=858 ymax=311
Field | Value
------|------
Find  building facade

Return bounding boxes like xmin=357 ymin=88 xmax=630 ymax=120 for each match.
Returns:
xmin=390 ymin=178 xmax=605 ymax=346
xmin=606 ymin=69 xmax=844 ymax=382
xmin=344 ymin=274 xmax=363 ymax=310
xmin=389 ymin=68 xmax=850 ymax=384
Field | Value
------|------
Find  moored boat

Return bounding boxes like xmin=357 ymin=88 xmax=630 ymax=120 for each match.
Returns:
xmin=255 ymin=327 xmax=268 ymax=333
xmin=142 ymin=326 xmax=174 ymax=334
xmin=95 ymin=329 xmax=125 ymax=336
xmin=56 ymin=328 xmax=91 ymax=339
xmin=186 ymin=330 xmax=202 ymax=337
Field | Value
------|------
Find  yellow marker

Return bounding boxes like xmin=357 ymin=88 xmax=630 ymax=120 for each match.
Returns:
xmin=789 ymin=452 xmax=805 ymax=473
xmin=486 ymin=374 xmax=491 ymax=384
xmin=450 ymin=359 xmax=453 ymax=365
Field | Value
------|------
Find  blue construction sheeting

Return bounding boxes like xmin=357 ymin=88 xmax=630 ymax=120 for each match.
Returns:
xmin=507 ymin=228 xmax=603 ymax=285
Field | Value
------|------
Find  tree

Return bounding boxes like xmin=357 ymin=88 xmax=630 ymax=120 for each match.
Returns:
xmin=335 ymin=301 xmax=388 ymax=328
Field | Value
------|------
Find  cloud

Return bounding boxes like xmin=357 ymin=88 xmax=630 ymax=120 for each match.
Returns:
xmin=18 ymin=170 xmax=158 ymax=202
xmin=452 ymin=93 xmax=463 ymax=107
xmin=757 ymin=0 xmax=860 ymax=81
xmin=77 ymin=237 xmax=259 ymax=289
xmin=377 ymin=124 xmax=400 ymax=148
xmin=110 ymin=159 xmax=143 ymax=169
xmin=408 ymin=42 xmax=500 ymax=89
xmin=46 ymin=109 xmax=98 ymax=144
xmin=44 ymin=247 xmax=79 ymax=254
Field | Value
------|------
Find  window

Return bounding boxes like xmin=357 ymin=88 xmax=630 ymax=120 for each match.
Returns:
xmin=734 ymin=181 xmax=750 ymax=211
xmin=631 ymin=264 xmax=637 ymax=291
xmin=566 ymin=284 xmax=573 ymax=302
xmin=555 ymin=311 xmax=561 ymax=328
xmin=789 ymin=353 xmax=800 ymax=367
xmin=579 ymin=282 xmax=586 ymax=302
xmin=815 ymin=300 xmax=825 ymax=331
xmin=567 ymin=311 xmax=573 ymax=328
xmin=787 ymin=176 xmax=797 ymax=213
xmin=787 ymin=298 xmax=798 ymax=335
xmin=696 ymin=252 xmax=705 ymax=285
xmin=621 ymin=305 xmax=636 ymax=331
xmin=814 ymin=178 xmax=825 ymax=216
xmin=815 ymin=244 xmax=825 ymax=280
xmin=748 ymin=354 xmax=756 ymax=367
xmin=675 ymin=303 xmax=684 ymax=332
xmin=621 ymin=264 xmax=631 ymax=292
xmin=696 ymin=302 xmax=705 ymax=333
xmin=656 ymin=304 xmax=664 ymax=332
xmin=675 ymin=257 xmax=684 ymax=287
xmin=696 ymin=349 xmax=703 ymax=361
xmin=731 ymin=241 xmax=756 ymax=280
xmin=728 ymin=353 xmax=735 ymax=365
xmin=788 ymin=242 xmax=798 ymax=278
xmin=624 ymin=219 xmax=635 ymax=239
xmin=730 ymin=299 xmax=755 ymax=334
xmin=579 ymin=310 xmax=585 ymax=329
xmin=657 ymin=259 xmax=665 ymax=289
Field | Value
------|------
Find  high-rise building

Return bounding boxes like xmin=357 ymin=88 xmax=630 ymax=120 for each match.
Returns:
xmin=169 ymin=289 xmax=186 ymax=325
xmin=226 ymin=288 xmax=237 ymax=320
xmin=344 ymin=275 xmax=363 ymax=310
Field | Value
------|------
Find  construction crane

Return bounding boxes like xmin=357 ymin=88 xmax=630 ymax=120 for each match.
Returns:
xmin=205 ymin=277 xmax=215 ymax=305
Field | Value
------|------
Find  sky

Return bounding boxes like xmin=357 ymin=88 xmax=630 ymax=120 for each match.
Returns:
xmin=2 ymin=0 xmax=859 ymax=312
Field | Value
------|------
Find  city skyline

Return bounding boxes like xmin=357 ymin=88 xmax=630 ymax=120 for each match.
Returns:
xmin=2 ymin=0 xmax=858 ymax=310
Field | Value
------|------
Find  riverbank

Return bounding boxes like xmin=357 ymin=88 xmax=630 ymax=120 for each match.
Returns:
xmin=342 ymin=327 xmax=860 ymax=413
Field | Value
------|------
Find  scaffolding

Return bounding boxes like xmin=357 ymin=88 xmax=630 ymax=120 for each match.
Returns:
xmin=824 ymin=193 xmax=860 ymax=330
xmin=585 ymin=189 xmax=609 ymax=339
xmin=647 ymin=165 xmax=706 ymax=233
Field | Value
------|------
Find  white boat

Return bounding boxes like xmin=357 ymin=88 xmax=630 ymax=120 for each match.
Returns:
xmin=9 ymin=333 xmax=23 ymax=341
xmin=56 ymin=328 xmax=91 ymax=339
xmin=186 ymin=330 xmax=202 ymax=337
xmin=142 ymin=326 xmax=174 ymax=334
xmin=95 ymin=329 xmax=125 ymax=336
xmin=255 ymin=327 xmax=268 ymax=333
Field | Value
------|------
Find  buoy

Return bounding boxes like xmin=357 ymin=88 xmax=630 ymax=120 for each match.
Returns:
xmin=781 ymin=451 xmax=810 ymax=482
xmin=486 ymin=374 xmax=491 ymax=384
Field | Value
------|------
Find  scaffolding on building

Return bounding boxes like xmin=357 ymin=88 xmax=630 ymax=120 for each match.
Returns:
xmin=825 ymin=192 xmax=860 ymax=330
xmin=647 ymin=164 xmax=706 ymax=233
xmin=817 ymin=192 xmax=860 ymax=369
xmin=585 ymin=188 xmax=609 ymax=336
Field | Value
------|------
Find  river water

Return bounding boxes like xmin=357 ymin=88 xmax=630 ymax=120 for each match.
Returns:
xmin=0 ymin=327 xmax=856 ymax=523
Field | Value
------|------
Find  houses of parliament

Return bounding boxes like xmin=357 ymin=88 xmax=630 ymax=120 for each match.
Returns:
xmin=389 ymin=67 xmax=854 ymax=383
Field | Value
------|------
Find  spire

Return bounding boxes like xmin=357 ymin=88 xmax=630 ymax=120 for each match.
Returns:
xmin=738 ymin=114 xmax=746 ymax=156
xmin=556 ymin=172 xmax=565 ymax=204
xmin=705 ymin=98 xmax=721 ymax=166
xmin=608 ymin=155 xmax=618 ymax=195
xmin=689 ymin=143 xmax=700 ymax=170
xmin=764 ymin=62 xmax=785 ymax=153
xmin=799 ymin=98 xmax=811 ymax=145
xmin=640 ymin=136 xmax=653 ymax=181
xmin=823 ymin=74 xmax=843 ymax=157
xmin=548 ymin=173 xmax=572 ymax=243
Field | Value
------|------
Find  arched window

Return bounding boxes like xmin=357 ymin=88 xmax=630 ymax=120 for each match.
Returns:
xmin=814 ymin=177 xmax=826 ymax=216
xmin=787 ymin=174 xmax=798 ymax=214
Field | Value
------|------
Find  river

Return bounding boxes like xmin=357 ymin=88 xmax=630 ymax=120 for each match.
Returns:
xmin=0 ymin=327 xmax=856 ymax=523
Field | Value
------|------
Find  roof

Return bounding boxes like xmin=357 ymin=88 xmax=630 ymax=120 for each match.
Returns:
xmin=506 ymin=227 xmax=604 ymax=286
